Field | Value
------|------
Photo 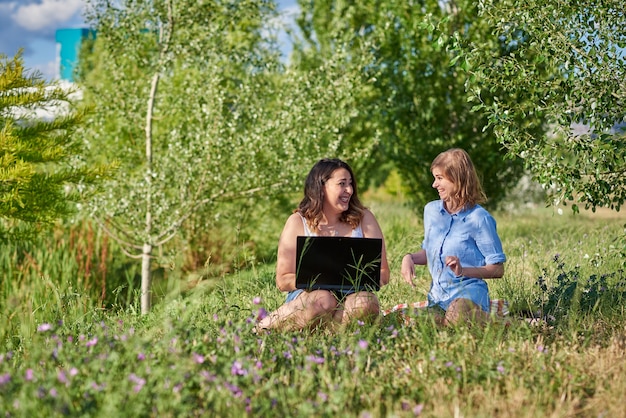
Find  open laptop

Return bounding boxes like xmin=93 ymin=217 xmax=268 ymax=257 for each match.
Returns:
xmin=295 ymin=236 xmax=383 ymax=292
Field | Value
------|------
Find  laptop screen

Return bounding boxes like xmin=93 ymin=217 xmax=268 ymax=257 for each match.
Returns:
xmin=295 ymin=236 xmax=382 ymax=292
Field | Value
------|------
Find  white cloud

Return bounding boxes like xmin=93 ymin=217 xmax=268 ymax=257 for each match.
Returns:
xmin=12 ymin=0 xmax=85 ymax=32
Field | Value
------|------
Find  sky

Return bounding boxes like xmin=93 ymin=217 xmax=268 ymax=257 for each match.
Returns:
xmin=0 ymin=0 xmax=299 ymax=81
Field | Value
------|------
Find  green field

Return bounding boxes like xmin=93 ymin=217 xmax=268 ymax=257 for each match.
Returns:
xmin=1 ymin=200 xmax=625 ymax=417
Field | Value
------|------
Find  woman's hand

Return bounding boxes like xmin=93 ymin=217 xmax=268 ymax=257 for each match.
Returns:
xmin=444 ymin=255 xmax=463 ymax=277
xmin=401 ymin=253 xmax=416 ymax=287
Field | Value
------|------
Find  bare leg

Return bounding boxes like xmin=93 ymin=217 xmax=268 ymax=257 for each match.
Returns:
xmin=333 ymin=291 xmax=380 ymax=325
xmin=256 ymin=290 xmax=338 ymax=332
xmin=444 ymin=298 xmax=489 ymax=327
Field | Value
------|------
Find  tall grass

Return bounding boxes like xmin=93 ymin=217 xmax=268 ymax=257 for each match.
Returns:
xmin=1 ymin=201 xmax=625 ymax=417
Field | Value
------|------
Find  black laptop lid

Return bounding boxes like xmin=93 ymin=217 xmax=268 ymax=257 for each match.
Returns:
xmin=295 ymin=236 xmax=382 ymax=292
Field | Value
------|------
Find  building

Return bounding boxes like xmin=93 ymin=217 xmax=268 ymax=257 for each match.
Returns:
xmin=55 ymin=28 xmax=96 ymax=82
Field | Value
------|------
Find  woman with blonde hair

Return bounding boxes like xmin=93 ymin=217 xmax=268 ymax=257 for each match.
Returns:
xmin=401 ymin=148 xmax=506 ymax=326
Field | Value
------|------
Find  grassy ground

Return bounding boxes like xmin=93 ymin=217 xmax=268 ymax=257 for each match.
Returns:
xmin=1 ymin=200 xmax=625 ymax=417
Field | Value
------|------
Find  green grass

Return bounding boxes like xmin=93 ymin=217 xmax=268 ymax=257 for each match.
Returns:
xmin=1 ymin=201 xmax=625 ymax=417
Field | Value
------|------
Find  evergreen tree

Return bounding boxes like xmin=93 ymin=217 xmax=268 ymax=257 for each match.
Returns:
xmin=0 ymin=52 xmax=109 ymax=241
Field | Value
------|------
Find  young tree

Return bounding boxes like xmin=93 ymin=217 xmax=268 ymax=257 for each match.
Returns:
xmin=0 ymin=52 xmax=108 ymax=241
xmin=80 ymin=0 xmax=379 ymax=313
xmin=293 ymin=0 xmax=544 ymax=209
xmin=462 ymin=0 xmax=626 ymax=212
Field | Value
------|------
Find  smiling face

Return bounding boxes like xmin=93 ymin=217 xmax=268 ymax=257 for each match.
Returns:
xmin=431 ymin=167 xmax=455 ymax=203
xmin=323 ymin=168 xmax=353 ymax=215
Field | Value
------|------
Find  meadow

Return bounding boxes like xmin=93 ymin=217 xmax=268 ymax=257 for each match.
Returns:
xmin=1 ymin=197 xmax=625 ymax=417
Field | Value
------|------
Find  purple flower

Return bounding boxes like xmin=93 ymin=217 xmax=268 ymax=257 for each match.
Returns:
xmin=57 ymin=370 xmax=68 ymax=385
xmin=37 ymin=323 xmax=53 ymax=332
xmin=224 ymin=382 xmax=242 ymax=397
xmin=193 ymin=353 xmax=205 ymax=364
xmin=0 ymin=373 xmax=10 ymax=386
xmin=231 ymin=361 xmax=248 ymax=376
xmin=497 ymin=364 xmax=506 ymax=374
xmin=128 ymin=373 xmax=146 ymax=393
xmin=414 ymin=404 xmax=424 ymax=415
xmin=137 ymin=353 xmax=146 ymax=361
xmin=253 ymin=297 xmax=261 ymax=305
xmin=257 ymin=307 xmax=268 ymax=320
xmin=86 ymin=337 xmax=98 ymax=347
xmin=305 ymin=355 xmax=325 ymax=364
xmin=357 ymin=340 xmax=369 ymax=350
xmin=25 ymin=369 xmax=34 ymax=381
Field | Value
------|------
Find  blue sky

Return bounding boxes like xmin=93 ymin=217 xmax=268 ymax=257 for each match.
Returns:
xmin=0 ymin=0 xmax=298 ymax=81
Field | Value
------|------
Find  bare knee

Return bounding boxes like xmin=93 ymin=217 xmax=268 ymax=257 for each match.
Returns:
xmin=344 ymin=292 xmax=380 ymax=321
xmin=309 ymin=291 xmax=339 ymax=317
xmin=444 ymin=298 xmax=488 ymax=326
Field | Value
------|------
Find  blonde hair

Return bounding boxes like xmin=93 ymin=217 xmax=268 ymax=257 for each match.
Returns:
xmin=431 ymin=148 xmax=487 ymax=210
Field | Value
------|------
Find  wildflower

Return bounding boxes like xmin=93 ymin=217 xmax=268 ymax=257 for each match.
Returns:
xmin=497 ymin=363 xmax=506 ymax=374
xmin=224 ymin=382 xmax=242 ymax=397
xmin=25 ymin=369 xmax=34 ymax=381
xmin=69 ymin=367 xmax=78 ymax=377
xmin=253 ymin=297 xmax=261 ymax=305
xmin=49 ymin=388 xmax=58 ymax=398
xmin=58 ymin=370 xmax=68 ymax=385
xmin=358 ymin=340 xmax=368 ymax=350
xmin=414 ymin=404 xmax=424 ymax=415
xmin=257 ymin=307 xmax=268 ymax=320
xmin=37 ymin=323 xmax=53 ymax=332
xmin=129 ymin=373 xmax=146 ymax=393
xmin=86 ymin=337 xmax=98 ymax=347
xmin=231 ymin=361 xmax=248 ymax=376
xmin=137 ymin=353 xmax=146 ymax=361
xmin=306 ymin=355 xmax=325 ymax=365
xmin=318 ymin=391 xmax=328 ymax=402
xmin=0 ymin=373 xmax=10 ymax=386
xmin=193 ymin=353 xmax=205 ymax=364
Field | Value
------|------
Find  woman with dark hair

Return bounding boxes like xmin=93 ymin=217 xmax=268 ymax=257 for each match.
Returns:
xmin=401 ymin=149 xmax=506 ymax=326
xmin=256 ymin=158 xmax=390 ymax=331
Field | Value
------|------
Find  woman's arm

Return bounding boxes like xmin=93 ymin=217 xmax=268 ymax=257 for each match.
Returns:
xmin=401 ymin=250 xmax=427 ymax=287
xmin=360 ymin=209 xmax=390 ymax=286
xmin=275 ymin=213 xmax=304 ymax=292
xmin=444 ymin=256 xmax=504 ymax=279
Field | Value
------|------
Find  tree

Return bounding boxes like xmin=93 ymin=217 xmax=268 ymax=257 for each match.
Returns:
xmin=80 ymin=0 xmax=380 ymax=313
xmin=0 ymin=51 xmax=108 ymax=241
xmin=292 ymin=0 xmax=544 ymax=210
xmin=461 ymin=0 xmax=626 ymax=212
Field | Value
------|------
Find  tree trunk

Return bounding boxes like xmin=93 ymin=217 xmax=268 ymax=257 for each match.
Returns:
xmin=141 ymin=242 xmax=152 ymax=314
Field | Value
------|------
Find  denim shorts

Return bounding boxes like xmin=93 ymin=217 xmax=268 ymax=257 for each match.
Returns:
xmin=285 ymin=288 xmax=357 ymax=303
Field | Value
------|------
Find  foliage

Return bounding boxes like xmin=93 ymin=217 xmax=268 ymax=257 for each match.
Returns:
xmin=79 ymin=0 xmax=381 ymax=313
xmin=462 ymin=0 xmax=626 ymax=213
xmin=535 ymin=253 xmax=626 ymax=323
xmin=0 ymin=52 xmax=110 ymax=241
xmin=292 ymin=0 xmax=537 ymax=210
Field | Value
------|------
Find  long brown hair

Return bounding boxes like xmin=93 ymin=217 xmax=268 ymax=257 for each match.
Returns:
xmin=297 ymin=158 xmax=366 ymax=231
xmin=431 ymin=148 xmax=487 ymax=210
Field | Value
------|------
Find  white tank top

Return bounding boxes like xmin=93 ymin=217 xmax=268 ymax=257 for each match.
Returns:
xmin=299 ymin=214 xmax=364 ymax=237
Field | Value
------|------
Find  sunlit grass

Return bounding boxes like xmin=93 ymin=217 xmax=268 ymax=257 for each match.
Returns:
xmin=1 ymin=201 xmax=625 ymax=416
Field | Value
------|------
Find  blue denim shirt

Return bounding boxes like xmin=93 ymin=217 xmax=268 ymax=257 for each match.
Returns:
xmin=422 ymin=200 xmax=506 ymax=312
